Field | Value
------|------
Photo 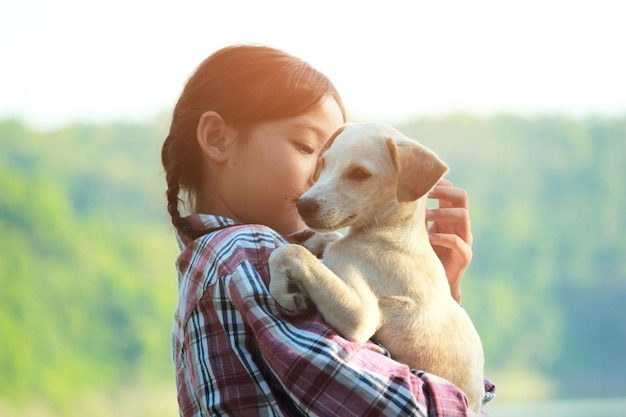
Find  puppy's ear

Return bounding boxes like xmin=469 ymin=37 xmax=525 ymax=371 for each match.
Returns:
xmin=312 ymin=157 xmax=324 ymax=182
xmin=321 ymin=125 xmax=345 ymax=153
xmin=387 ymin=137 xmax=449 ymax=203
xmin=311 ymin=125 xmax=345 ymax=182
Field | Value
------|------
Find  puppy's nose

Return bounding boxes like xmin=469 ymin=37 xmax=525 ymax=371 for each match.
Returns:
xmin=297 ymin=197 xmax=320 ymax=218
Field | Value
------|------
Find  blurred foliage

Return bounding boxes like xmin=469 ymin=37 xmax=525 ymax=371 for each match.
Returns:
xmin=0 ymin=118 xmax=178 ymax=414
xmin=0 ymin=114 xmax=625 ymax=414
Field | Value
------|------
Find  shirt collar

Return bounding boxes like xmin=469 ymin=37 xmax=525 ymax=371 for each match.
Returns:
xmin=176 ymin=214 xmax=241 ymax=247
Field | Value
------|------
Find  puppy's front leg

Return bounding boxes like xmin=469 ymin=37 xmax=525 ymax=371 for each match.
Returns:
xmin=269 ymin=244 xmax=379 ymax=343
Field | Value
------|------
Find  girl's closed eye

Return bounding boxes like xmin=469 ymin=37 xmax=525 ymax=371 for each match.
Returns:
xmin=295 ymin=142 xmax=316 ymax=155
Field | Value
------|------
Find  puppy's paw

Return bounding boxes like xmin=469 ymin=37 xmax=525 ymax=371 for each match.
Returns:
xmin=272 ymin=284 xmax=310 ymax=313
xmin=288 ymin=230 xmax=343 ymax=258
xmin=269 ymin=246 xmax=311 ymax=313
xmin=269 ymin=275 xmax=310 ymax=313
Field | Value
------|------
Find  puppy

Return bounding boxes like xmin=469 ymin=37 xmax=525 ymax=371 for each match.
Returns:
xmin=269 ymin=122 xmax=485 ymax=412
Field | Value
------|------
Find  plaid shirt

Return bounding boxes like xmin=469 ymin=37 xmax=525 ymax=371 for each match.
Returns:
xmin=172 ymin=214 xmax=495 ymax=417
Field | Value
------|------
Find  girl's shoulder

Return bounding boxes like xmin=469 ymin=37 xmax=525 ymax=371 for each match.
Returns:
xmin=180 ymin=220 xmax=287 ymax=275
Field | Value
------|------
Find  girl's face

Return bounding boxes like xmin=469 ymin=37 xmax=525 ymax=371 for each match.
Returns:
xmin=218 ymin=97 xmax=345 ymax=236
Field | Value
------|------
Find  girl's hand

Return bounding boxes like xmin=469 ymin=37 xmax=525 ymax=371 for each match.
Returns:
xmin=426 ymin=179 xmax=473 ymax=304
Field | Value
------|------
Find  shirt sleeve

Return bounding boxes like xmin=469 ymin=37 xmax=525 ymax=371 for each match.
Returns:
xmin=229 ymin=258 xmax=486 ymax=417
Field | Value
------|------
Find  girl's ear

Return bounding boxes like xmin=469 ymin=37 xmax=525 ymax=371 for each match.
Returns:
xmin=196 ymin=111 xmax=236 ymax=162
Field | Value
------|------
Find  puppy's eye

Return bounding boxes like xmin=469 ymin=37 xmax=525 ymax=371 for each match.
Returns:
xmin=347 ymin=167 xmax=371 ymax=180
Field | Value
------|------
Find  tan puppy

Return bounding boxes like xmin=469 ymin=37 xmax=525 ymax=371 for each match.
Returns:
xmin=269 ymin=122 xmax=485 ymax=412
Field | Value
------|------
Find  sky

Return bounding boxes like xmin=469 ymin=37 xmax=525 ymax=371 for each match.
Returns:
xmin=1 ymin=0 xmax=625 ymax=130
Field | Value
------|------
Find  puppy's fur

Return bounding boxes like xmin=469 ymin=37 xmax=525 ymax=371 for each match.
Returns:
xmin=269 ymin=122 xmax=485 ymax=412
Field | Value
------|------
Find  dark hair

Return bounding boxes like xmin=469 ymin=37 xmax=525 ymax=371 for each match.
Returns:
xmin=161 ymin=44 xmax=346 ymax=238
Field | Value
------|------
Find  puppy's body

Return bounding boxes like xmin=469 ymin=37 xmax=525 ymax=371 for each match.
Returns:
xmin=269 ymin=122 xmax=485 ymax=412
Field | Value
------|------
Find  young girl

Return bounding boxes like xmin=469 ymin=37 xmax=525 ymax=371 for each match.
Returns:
xmin=162 ymin=44 xmax=494 ymax=417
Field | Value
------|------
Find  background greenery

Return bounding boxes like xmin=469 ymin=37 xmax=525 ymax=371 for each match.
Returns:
xmin=1 ymin=114 xmax=624 ymax=415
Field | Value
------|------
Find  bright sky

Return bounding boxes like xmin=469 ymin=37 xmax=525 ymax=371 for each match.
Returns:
xmin=1 ymin=0 xmax=625 ymax=129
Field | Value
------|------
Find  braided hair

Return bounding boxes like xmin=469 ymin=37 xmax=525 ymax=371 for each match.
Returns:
xmin=161 ymin=44 xmax=346 ymax=238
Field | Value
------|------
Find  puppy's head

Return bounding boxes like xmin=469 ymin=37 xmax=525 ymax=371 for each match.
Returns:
xmin=298 ymin=122 xmax=448 ymax=231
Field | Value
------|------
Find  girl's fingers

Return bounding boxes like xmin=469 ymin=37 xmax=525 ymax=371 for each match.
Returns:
xmin=426 ymin=207 xmax=469 ymax=222
xmin=428 ymin=232 xmax=471 ymax=253
xmin=426 ymin=208 xmax=473 ymax=245
xmin=425 ymin=179 xmax=474 ymax=298
xmin=435 ymin=178 xmax=453 ymax=187
xmin=428 ymin=232 xmax=472 ymax=303
xmin=428 ymin=184 xmax=469 ymax=210
xmin=429 ymin=232 xmax=473 ymax=275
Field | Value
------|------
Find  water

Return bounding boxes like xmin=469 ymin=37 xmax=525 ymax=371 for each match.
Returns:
xmin=484 ymin=397 xmax=626 ymax=417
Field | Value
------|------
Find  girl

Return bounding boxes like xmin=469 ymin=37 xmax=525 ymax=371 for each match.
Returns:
xmin=162 ymin=44 xmax=493 ymax=416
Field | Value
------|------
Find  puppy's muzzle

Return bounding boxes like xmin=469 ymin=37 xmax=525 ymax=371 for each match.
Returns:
xmin=297 ymin=197 xmax=320 ymax=220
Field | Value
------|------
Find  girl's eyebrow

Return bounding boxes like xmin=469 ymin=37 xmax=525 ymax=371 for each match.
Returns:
xmin=289 ymin=122 xmax=327 ymax=140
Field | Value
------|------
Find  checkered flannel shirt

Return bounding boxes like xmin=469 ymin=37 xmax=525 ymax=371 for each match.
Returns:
xmin=172 ymin=214 xmax=495 ymax=416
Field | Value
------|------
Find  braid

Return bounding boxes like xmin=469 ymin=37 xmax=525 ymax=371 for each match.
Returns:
xmin=162 ymin=133 xmax=200 ymax=239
